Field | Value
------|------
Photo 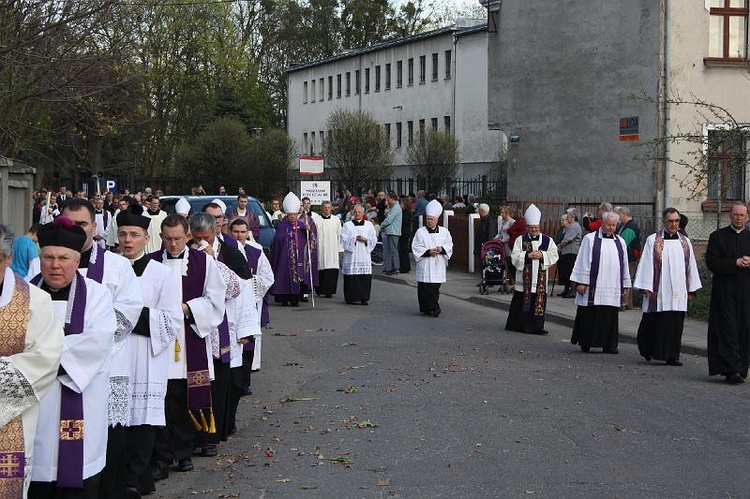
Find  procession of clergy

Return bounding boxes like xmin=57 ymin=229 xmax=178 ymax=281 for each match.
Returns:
xmin=3 ymin=185 xmax=750 ymax=499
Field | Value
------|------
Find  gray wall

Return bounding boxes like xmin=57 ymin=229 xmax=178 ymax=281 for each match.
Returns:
xmin=487 ymin=0 xmax=661 ymax=200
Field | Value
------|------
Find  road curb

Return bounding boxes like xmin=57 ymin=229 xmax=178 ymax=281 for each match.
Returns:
xmin=373 ymin=273 xmax=708 ymax=357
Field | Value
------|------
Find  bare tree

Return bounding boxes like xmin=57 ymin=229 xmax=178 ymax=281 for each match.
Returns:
xmin=324 ymin=109 xmax=393 ymax=193
xmin=406 ymin=128 xmax=460 ymax=195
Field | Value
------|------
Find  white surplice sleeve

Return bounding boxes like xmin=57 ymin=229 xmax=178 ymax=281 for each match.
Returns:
xmin=440 ymin=230 xmax=454 ymax=262
xmin=633 ymin=234 xmax=656 ymax=292
xmin=340 ymin=222 xmax=358 ymax=253
xmin=187 ymin=256 xmax=227 ymax=339
xmin=255 ymin=251 xmax=275 ymax=297
xmin=411 ymin=228 xmax=430 ymax=262
xmin=510 ymin=236 xmax=526 ymax=271
xmin=570 ymin=233 xmax=594 ymax=286
xmin=59 ymin=282 xmax=116 ymax=394
xmin=236 ymin=281 xmax=261 ymax=339
xmin=148 ymin=263 xmax=183 ymax=356
xmin=0 ymin=285 xmax=64 ymax=428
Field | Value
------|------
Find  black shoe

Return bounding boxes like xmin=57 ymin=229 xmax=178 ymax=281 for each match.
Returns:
xmin=126 ymin=486 xmax=142 ymax=499
xmin=346 ymin=301 xmax=354 ymax=305
xmin=603 ymin=348 xmax=619 ymax=355
xmin=201 ymin=445 xmax=218 ymax=457
xmin=240 ymin=386 xmax=252 ymax=397
xmin=325 ymin=294 xmax=332 ymax=298
xmin=361 ymin=300 xmax=368 ymax=305
xmin=557 ymin=291 xmax=567 ymax=297
xmin=642 ymin=354 xmax=652 ymax=361
xmin=580 ymin=346 xmax=590 ymax=353
xmin=177 ymin=457 xmax=194 ymax=472
xmin=727 ymin=372 xmax=744 ymax=384
xmin=151 ymin=461 xmax=169 ymax=481
xmin=300 ymin=296 xmax=309 ymax=302
xmin=432 ymin=308 xmax=441 ymax=317
xmin=665 ymin=359 xmax=683 ymax=366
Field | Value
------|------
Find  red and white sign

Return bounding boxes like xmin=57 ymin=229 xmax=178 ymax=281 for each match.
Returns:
xmin=299 ymin=156 xmax=325 ymax=176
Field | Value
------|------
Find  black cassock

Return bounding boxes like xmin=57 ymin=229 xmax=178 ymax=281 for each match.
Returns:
xmin=706 ymin=226 xmax=750 ymax=377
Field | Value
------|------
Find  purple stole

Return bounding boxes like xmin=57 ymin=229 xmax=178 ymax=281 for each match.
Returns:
xmin=648 ymin=229 xmax=692 ymax=313
xmin=85 ymin=245 xmax=106 ymax=284
xmin=0 ymin=276 xmax=30 ymax=496
xmin=521 ymin=234 xmax=550 ymax=318
xmin=151 ymin=249 xmax=215 ymax=433
xmin=588 ymin=230 xmax=626 ymax=306
xmin=31 ymin=272 xmax=88 ymax=488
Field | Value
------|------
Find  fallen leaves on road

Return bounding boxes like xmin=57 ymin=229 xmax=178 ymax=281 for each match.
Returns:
xmin=279 ymin=396 xmax=316 ymax=404
xmin=336 ymin=385 xmax=358 ymax=394
xmin=265 ymin=448 xmax=276 ymax=457
xmin=272 ymin=332 xmax=298 ymax=336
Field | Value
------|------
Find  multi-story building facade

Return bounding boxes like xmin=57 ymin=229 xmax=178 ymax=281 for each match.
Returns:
xmin=484 ymin=0 xmax=750 ymax=236
xmin=286 ymin=20 xmax=502 ymax=181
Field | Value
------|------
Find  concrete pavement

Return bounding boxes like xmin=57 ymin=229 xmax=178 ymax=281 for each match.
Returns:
xmin=374 ymin=267 xmax=709 ymax=356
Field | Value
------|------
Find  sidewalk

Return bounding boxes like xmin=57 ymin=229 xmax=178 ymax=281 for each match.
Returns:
xmin=373 ymin=268 xmax=708 ymax=356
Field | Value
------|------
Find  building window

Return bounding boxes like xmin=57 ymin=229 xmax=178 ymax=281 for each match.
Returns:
xmin=431 ymin=53 xmax=438 ymax=81
xmin=444 ymin=115 xmax=451 ymax=133
xmin=346 ymin=72 xmax=351 ymax=96
xmin=419 ymin=119 xmax=425 ymax=145
xmin=708 ymin=0 xmax=749 ymax=60
xmin=408 ymin=58 xmax=414 ymax=86
xmin=355 ymin=70 xmax=361 ymax=95
xmin=431 ymin=117 xmax=438 ymax=130
xmin=397 ymin=61 xmax=403 ymax=88
xmin=385 ymin=63 xmax=391 ymax=90
xmin=337 ymin=74 xmax=342 ymax=98
xmin=311 ymin=131 xmax=316 ymax=155
xmin=375 ymin=65 xmax=381 ymax=92
xmin=328 ymin=76 xmax=333 ymax=100
xmin=407 ymin=120 xmax=414 ymax=147
xmin=365 ymin=67 xmax=370 ymax=94
xmin=303 ymin=132 xmax=308 ymax=152
xmin=303 ymin=81 xmax=308 ymax=103
xmin=311 ymin=80 xmax=316 ymax=103
xmin=706 ymin=127 xmax=746 ymax=200
xmin=320 ymin=130 xmax=325 ymax=152
xmin=419 ymin=55 xmax=426 ymax=84
xmin=396 ymin=122 xmax=402 ymax=148
xmin=445 ymin=50 xmax=452 ymax=79
xmin=319 ymin=78 xmax=324 ymax=101
xmin=384 ymin=123 xmax=391 ymax=147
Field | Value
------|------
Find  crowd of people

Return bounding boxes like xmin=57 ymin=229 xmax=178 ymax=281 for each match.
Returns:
xmin=2 ymin=183 xmax=750 ymax=498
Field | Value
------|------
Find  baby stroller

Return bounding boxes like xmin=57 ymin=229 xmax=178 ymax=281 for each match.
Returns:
xmin=478 ymin=239 xmax=509 ymax=294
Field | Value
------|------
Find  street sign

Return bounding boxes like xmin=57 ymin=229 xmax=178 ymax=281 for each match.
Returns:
xmin=619 ymin=116 xmax=639 ymax=141
xmin=105 ymin=180 xmax=117 ymax=192
xmin=299 ymin=156 xmax=324 ymax=175
xmin=300 ymin=181 xmax=331 ymax=205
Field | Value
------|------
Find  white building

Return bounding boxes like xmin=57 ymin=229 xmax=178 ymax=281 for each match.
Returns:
xmin=286 ymin=20 xmax=501 ymax=180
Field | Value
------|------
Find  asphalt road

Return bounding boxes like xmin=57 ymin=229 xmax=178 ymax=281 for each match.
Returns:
xmin=153 ymin=277 xmax=750 ymax=498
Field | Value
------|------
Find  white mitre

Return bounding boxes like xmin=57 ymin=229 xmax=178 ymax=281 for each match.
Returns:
xmin=524 ymin=204 xmax=542 ymax=225
xmin=283 ymin=192 xmax=301 ymax=214
xmin=211 ymin=198 xmax=227 ymax=213
xmin=426 ymin=199 xmax=443 ymax=218
xmin=175 ymin=197 xmax=191 ymax=216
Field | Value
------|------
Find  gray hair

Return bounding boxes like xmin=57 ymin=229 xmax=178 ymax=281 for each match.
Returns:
xmin=189 ymin=212 xmax=216 ymax=234
xmin=615 ymin=205 xmax=631 ymax=216
xmin=478 ymin=203 xmax=490 ymax=214
xmin=566 ymin=207 xmax=580 ymax=220
xmin=0 ymin=224 xmax=13 ymax=258
xmin=602 ymin=211 xmax=620 ymax=223
xmin=599 ymin=202 xmax=613 ymax=212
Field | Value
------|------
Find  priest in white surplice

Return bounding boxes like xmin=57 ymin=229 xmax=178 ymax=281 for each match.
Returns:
xmin=570 ymin=211 xmax=631 ymax=354
xmin=116 ymin=205 xmax=182 ymax=496
xmin=29 ymin=217 xmax=116 ymax=497
xmin=143 ymin=195 xmax=168 ymax=254
xmin=315 ymin=200 xmax=342 ymax=298
xmin=92 ymin=197 xmax=111 ymax=249
xmin=505 ymin=204 xmax=559 ymax=334
xmin=412 ymin=200 xmax=454 ymax=317
xmin=340 ymin=204 xmax=377 ymax=305
xmin=62 ymin=199 xmax=144 ymax=499
xmin=0 ymin=224 xmax=64 ymax=498
xmin=634 ymin=208 xmax=701 ymax=366
xmin=150 ymin=214 xmax=226 ymax=480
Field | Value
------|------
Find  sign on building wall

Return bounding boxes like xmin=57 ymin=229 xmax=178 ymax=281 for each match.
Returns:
xmin=300 ymin=181 xmax=331 ymax=205
xmin=299 ymin=156 xmax=325 ymax=175
xmin=619 ymin=116 xmax=639 ymax=141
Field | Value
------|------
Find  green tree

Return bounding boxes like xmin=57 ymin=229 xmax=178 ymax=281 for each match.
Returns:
xmin=406 ymin=128 xmax=460 ymax=195
xmin=324 ymin=109 xmax=393 ymax=193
